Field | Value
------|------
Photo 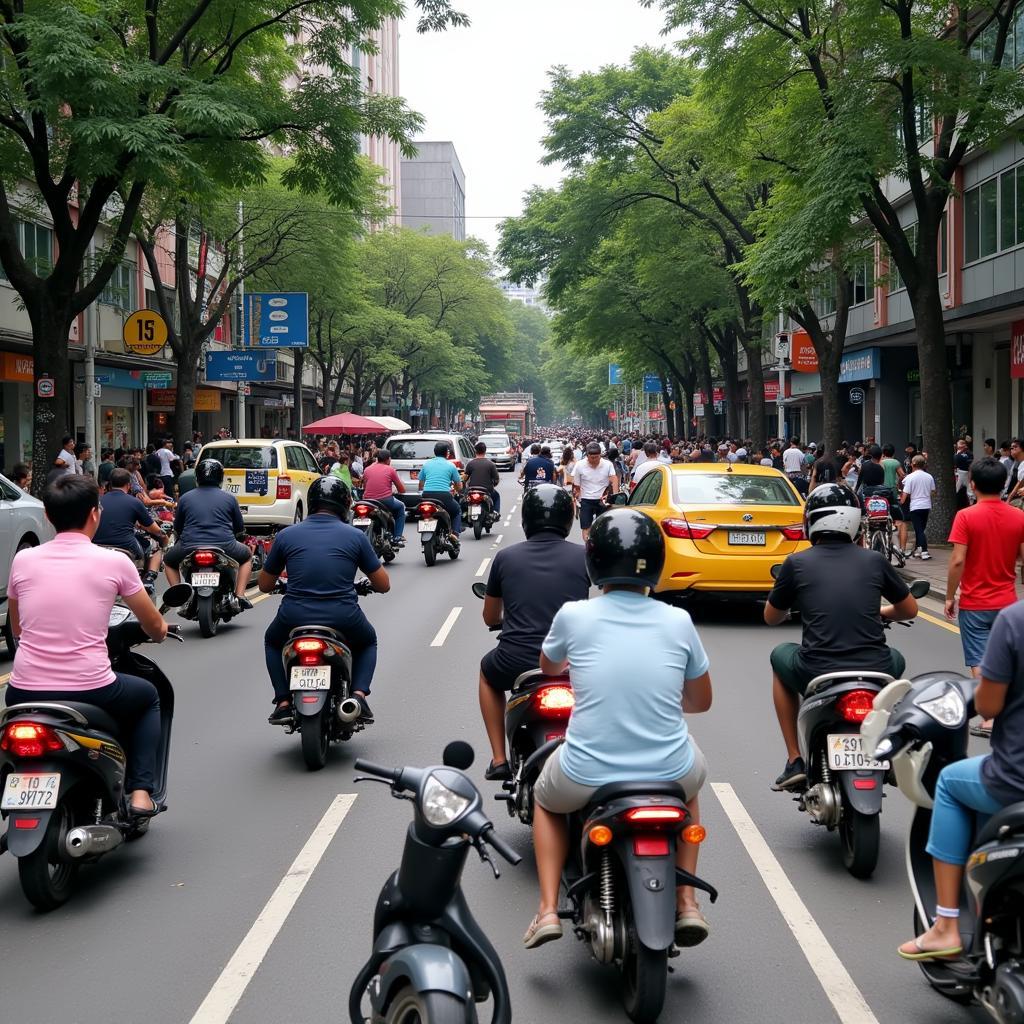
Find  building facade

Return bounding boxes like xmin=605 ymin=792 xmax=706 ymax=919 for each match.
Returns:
xmin=400 ymin=141 xmax=466 ymax=240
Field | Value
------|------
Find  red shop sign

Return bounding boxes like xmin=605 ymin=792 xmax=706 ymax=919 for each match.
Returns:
xmin=1013 ymin=319 xmax=1024 ymax=379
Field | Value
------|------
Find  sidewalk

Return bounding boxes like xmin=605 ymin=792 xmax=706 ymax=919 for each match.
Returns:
xmin=896 ymin=543 xmax=1024 ymax=603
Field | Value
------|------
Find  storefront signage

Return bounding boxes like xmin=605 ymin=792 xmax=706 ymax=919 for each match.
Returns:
xmin=744 ymin=380 xmax=790 ymax=402
xmin=149 ymin=388 xmax=222 ymax=412
xmin=140 ymin=371 xmax=172 ymax=388
xmin=791 ymin=330 xmax=819 ymax=373
xmin=850 ymin=386 xmax=866 ymax=405
xmin=838 ymin=347 xmax=880 ymax=383
xmin=0 ymin=353 xmax=33 ymax=383
xmin=243 ymin=292 xmax=309 ymax=348
xmin=1012 ymin=319 xmax=1024 ymax=379
xmin=205 ymin=351 xmax=277 ymax=382
xmin=123 ymin=309 xmax=169 ymax=356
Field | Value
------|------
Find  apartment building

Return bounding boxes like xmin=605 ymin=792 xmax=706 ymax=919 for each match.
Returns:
xmin=400 ymin=141 xmax=466 ymax=240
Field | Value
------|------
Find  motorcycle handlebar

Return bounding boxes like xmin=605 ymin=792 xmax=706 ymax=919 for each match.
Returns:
xmin=482 ymin=825 xmax=521 ymax=866
xmin=354 ymin=758 xmax=399 ymax=783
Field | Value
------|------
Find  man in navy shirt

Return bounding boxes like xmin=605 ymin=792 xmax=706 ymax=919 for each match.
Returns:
xmin=519 ymin=443 xmax=556 ymax=489
xmin=93 ymin=468 xmax=168 ymax=589
xmin=164 ymin=459 xmax=253 ymax=607
xmin=259 ymin=476 xmax=390 ymax=724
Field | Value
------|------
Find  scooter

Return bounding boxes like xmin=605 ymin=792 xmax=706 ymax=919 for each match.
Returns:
xmin=275 ymin=578 xmax=374 ymax=771
xmin=177 ymin=547 xmax=241 ymax=637
xmin=0 ymin=584 xmax=192 ymax=910
xmin=863 ymin=672 xmax=1024 ymax=1021
xmin=348 ymin=742 xmax=520 ymax=1024
xmin=351 ymin=498 xmax=398 ymax=564
xmin=471 ymin=581 xmax=574 ymax=825
xmin=464 ymin=487 xmax=500 ymax=540
xmin=416 ymin=499 xmax=459 ymax=567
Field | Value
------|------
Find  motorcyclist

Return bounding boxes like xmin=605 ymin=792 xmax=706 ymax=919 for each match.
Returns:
xmin=525 ymin=507 xmax=713 ymax=949
xmin=92 ymin=467 xmax=168 ymax=593
xmin=258 ymin=476 xmax=389 ymax=725
xmin=163 ymin=458 xmax=254 ymax=612
xmin=479 ymin=485 xmax=589 ymax=780
xmin=519 ymin=443 xmax=555 ymax=489
xmin=764 ymin=482 xmax=919 ymax=790
xmin=858 ymin=443 xmax=908 ymax=554
xmin=417 ymin=441 xmax=464 ymax=539
xmin=463 ymin=440 xmax=501 ymax=514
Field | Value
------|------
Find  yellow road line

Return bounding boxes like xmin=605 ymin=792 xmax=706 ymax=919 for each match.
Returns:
xmin=918 ymin=609 xmax=961 ymax=635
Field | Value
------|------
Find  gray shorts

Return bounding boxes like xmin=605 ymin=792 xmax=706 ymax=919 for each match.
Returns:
xmin=535 ymin=740 xmax=707 ymax=815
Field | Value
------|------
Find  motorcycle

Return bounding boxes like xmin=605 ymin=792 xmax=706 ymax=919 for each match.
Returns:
xmin=348 ymin=741 xmax=520 ymax=1024
xmin=416 ymin=499 xmax=459 ymax=567
xmin=471 ymin=581 xmax=574 ymax=825
xmin=464 ymin=487 xmax=500 ymax=540
xmin=0 ymin=584 xmax=192 ymax=910
xmin=769 ymin=566 xmax=930 ymax=878
xmin=862 ymin=672 xmax=1024 ymax=1021
xmin=177 ymin=546 xmax=242 ymax=638
xmin=275 ymin=577 xmax=375 ymax=771
xmin=351 ymin=498 xmax=398 ymax=564
xmin=862 ymin=492 xmax=905 ymax=567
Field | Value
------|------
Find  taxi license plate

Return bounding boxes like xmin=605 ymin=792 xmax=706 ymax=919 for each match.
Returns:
xmin=729 ymin=531 xmax=766 ymax=545
xmin=470 ymin=506 xmax=481 ymax=518
xmin=353 ymin=517 xmax=372 ymax=526
xmin=290 ymin=665 xmax=331 ymax=691
xmin=418 ymin=520 xmax=438 ymax=533
xmin=226 ymin=483 xmax=240 ymax=494
xmin=2 ymin=773 xmax=60 ymax=810
xmin=191 ymin=572 xmax=220 ymax=588
xmin=827 ymin=734 xmax=889 ymax=771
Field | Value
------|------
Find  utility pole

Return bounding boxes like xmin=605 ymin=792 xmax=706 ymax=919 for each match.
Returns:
xmin=84 ymin=237 xmax=97 ymax=459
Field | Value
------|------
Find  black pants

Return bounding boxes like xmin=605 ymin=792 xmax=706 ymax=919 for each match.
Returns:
xmin=909 ymin=508 xmax=930 ymax=551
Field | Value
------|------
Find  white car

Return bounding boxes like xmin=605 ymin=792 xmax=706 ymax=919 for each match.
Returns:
xmin=385 ymin=432 xmax=477 ymax=486
xmin=479 ymin=432 xmax=515 ymax=470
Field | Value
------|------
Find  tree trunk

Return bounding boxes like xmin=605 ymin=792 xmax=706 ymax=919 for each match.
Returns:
xmin=350 ymin=362 xmax=364 ymax=414
xmin=721 ymin=348 xmax=741 ymax=439
xmin=28 ymin=295 xmax=74 ymax=497
xmin=744 ymin=341 xmax=766 ymax=451
xmin=697 ymin=342 xmax=715 ymax=437
xmin=173 ymin=350 xmax=200 ymax=450
xmin=660 ymin=380 xmax=674 ymax=438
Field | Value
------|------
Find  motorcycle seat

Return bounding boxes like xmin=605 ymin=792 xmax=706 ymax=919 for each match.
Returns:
xmin=511 ymin=668 xmax=570 ymax=693
xmin=187 ymin=546 xmax=240 ymax=569
xmin=288 ymin=625 xmax=345 ymax=643
xmin=589 ymin=780 xmax=686 ymax=804
xmin=804 ymin=671 xmax=893 ymax=698
xmin=976 ymin=800 xmax=1024 ymax=846
xmin=8 ymin=701 xmax=120 ymax=736
xmin=355 ymin=498 xmax=387 ymax=510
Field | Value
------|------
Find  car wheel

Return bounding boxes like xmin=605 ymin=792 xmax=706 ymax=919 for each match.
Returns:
xmin=293 ymin=502 xmax=304 ymax=524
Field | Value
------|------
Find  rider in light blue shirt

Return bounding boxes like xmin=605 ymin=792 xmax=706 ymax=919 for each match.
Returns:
xmin=417 ymin=442 xmax=464 ymax=534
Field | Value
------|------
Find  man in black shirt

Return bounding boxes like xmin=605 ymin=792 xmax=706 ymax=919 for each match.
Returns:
xmin=764 ymin=483 xmax=920 ymax=789
xmin=463 ymin=441 xmax=501 ymax=513
xmin=479 ymin=485 xmax=590 ymax=779
xmin=93 ymin=468 xmax=167 ymax=589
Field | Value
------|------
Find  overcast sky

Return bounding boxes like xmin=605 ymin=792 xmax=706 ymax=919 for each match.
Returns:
xmin=398 ymin=0 xmax=670 ymax=260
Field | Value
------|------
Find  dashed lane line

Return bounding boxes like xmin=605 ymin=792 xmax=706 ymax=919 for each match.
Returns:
xmin=492 ymin=534 xmax=504 ymax=546
xmin=430 ymin=607 xmax=463 ymax=648
xmin=475 ymin=557 xmax=491 ymax=578
xmin=188 ymin=793 xmax=357 ymax=1024
xmin=711 ymin=783 xmax=880 ymax=1024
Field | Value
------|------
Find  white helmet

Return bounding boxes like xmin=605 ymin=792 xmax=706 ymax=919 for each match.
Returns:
xmin=803 ymin=483 xmax=862 ymax=543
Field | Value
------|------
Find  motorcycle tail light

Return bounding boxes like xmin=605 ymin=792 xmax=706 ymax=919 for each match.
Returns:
xmin=533 ymin=685 xmax=575 ymax=718
xmin=417 ymin=503 xmax=436 ymax=517
xmin=780 ymin=525 xmax=805 ymax=541
xmin=662 ymin=517 xmax=715 ymax=541
xmin=13 ymin=818 xmax=40 ymax=829
xmin=634 ymin=835 xmax=671 ymax=857
xmin=1 ymin=722 xmax=64 ymax=758
xmin=194 ymin=550 xmax=216 ymax=567
xmin=625 ymin=806 xmax=686 ymax=824
xmin=836 ymin=689 xmax=876 ymax=723
xmin=682 ymin=824 xmax=707 ymax=844
xmin=294 ymin=638 xmax=327 ymax=666
xmin=354 ymin=504 xmax=371 ymax=517
xmin=469 ymin=492 xmax=483 ymax=503
xmin=276 ymin=475 xmax=292 ymax=500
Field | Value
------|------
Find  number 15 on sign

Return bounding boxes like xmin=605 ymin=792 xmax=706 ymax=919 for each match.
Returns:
xmin=123 ymin=309 xmax=168 ymax=356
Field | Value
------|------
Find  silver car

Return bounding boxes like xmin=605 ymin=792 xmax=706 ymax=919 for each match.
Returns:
xmin=479 ymin=433 xmax=515 ymax=471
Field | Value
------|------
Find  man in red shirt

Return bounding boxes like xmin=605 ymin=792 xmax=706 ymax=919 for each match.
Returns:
xmin=360 ymin=449 xmax=406 ymax=544
xmin=947 ymin=457 xmax=1024 ymax=731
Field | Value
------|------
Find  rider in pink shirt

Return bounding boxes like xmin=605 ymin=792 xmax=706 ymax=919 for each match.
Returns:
xmin=359 ymin=450 xmax=407 ymax=543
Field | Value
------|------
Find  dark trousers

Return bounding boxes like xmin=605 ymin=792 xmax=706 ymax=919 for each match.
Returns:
xmin=909 ymin=508 xmax=930 ymax=551
xmin=490 ymin=488 xmax=501 ymax=514
xmin=422 ymin=491 xmax=462 ymax=534
xmin=6 ymin=673 xmax=161 ymax=792
xmin=379 ymin=495 xmax=406 ymax=539
xmin=264 ymin=600 xmax=378 ymax=702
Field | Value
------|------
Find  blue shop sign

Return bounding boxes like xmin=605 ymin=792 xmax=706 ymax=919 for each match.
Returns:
xmin=76 ymin=366 xmax=171 ymax=390
xmin=838 ymin=347 xmax=880 ymax=383
xmin=205 ymin=351 xmax=277 ymax=382
xmin=643 ymin=373 xmax=661 ymax=394
xmin=243 ymin=292 xmax=309 ymax=348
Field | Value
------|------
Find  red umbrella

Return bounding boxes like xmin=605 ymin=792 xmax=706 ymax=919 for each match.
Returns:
xmin=302 ymin=413 xmax=387 ymax=435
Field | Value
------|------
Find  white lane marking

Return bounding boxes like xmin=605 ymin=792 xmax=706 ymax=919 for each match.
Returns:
xmin=492 ymin=534 xmax=504 ymax=546
xmin=509 ymin=504 xmax=517 ymax=514
xmin=188 ymin=794 xmax=357 ymax=1024
xmin=475 ymin=557 xmax=491 ymax=578
xmin=430 ymin=606 xmax=463 ymax=647
xmin=711 ymin=783 xmax=879 ymax=1024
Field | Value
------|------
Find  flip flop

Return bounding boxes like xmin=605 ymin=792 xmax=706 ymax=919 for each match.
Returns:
xmin=523 ymin=913 xmax=563 ymax=949
xmin=675 ymin=910 xmax=710 ymax=948
xmin=897 ymin=937 xmax=963 ymax=961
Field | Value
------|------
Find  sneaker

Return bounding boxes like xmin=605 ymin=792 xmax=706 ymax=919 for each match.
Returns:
xmin=772 ymin=757 xmax=807 ymax=791
xmin=268 ymin=704 xmax=293 ymax=725
xmin=909 ymin=548 xmax=921 ymax=558
xmin=231 ymin=594 xmax=254 ymax=612
xmin=920 ymin=551 xmax=932 ymax=561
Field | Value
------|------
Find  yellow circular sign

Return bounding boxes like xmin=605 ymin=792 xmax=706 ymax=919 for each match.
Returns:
xmin=123 ymin=309 xmax=168 ymax=356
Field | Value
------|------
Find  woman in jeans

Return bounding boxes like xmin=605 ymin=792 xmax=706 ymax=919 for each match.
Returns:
xmin=900 ymin=454 xmax=936 ymax=560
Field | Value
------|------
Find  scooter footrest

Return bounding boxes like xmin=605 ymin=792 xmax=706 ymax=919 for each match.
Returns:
xmin=494 ymin=793 xmax=514 ymax=801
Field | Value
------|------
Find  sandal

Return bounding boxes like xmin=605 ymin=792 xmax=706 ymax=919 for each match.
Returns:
xmin=897 ymin=936 xmax=963 ymax=961
xmin=523 ymin=912 xmax=563 ymax=949
xmin=675 ymin=908 xmax=710 ymax=947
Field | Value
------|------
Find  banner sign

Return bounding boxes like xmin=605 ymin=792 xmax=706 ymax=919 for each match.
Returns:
xmin=791 ymin=330 xmax=819 ymax=373
xmin=205 ymin=350 xmax=277 ymax=382
xmin=1012 ymin=320 xmax=1024 ymax=379
xmin=838 ymin=347 xmax=881 ymax=383
xmin=243 ymin=292 xmax=309 ymax=347
xmin=608 ymin=363 xmax=624 ymax=385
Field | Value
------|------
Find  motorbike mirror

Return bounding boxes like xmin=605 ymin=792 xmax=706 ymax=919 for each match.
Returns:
xmin=443 ymin=741 xmax=474 ymax=770
xmin=909 ymin=580 xmax=930 ymax=599
xmin=770 ymin=564 xmax=782 ymax=580
xmin=162 ymin=583 xmax=194 ymax=608
xmin=471 ymin=582 xmax=487 ymax=600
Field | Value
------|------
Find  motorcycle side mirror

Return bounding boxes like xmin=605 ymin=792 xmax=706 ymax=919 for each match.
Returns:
xmin=162 ymin=583 xmax=194 ymax=608
xmin=471 ymin=582 xmax=487 ymax=600
xmin=770 ymin=564 xmax=782 ymax=580
xmin=909 ymin=580 xmax=930 ymax=599
xmin=443 ymin=741 xmax=475 ymax=770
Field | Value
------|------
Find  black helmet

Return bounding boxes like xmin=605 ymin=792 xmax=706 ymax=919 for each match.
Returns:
xmin=195 ymin=459 xmax=224 ymax=487
xmin=308 ymin=475 xmax=351 ymax=517
xmin=433 ymin=441 xmax=449 ymax=458
xmin=586 ymin=507 xmax=664 ymax=589
xmin=606 ymin=446 xmax=619 ymax=461
xmin=803 ymin=482 xmax=861 ymax=544
xmin=521 ymin=483 xmax=574 ymax=539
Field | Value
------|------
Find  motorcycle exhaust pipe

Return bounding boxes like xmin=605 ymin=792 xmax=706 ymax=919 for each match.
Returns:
xmin=65 ymin=824 xmax=125 ymax=859
xmin=337 ymin=698 xmax=362 ymax=724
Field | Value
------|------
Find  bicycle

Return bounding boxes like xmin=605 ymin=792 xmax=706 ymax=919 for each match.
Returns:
xmin=863 ymin=494 xmax=906 ymax=568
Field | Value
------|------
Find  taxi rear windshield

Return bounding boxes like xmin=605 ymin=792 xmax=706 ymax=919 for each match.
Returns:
xmin=387 ymin=439 xmax=449 ymax=459
xmin=202 ymin=446 xmax=278 ymax=470
xmin=672 ymin=473 xmax=799 ymax=505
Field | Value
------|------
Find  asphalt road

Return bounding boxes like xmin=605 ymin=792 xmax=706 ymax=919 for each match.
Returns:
xmin=0 ymin=476 xmax=987 ymax=1024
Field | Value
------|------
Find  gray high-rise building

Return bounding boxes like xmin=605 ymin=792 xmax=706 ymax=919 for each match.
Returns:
xmin=400 ymin=141 xmax=466 ymax=240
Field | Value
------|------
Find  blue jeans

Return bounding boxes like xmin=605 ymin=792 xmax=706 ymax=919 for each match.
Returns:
xmin=422 ymin=491 xmax=462 ymax=535
xmin=380 ymin=495 xmax=406 ymax=539
xmin=926 ymin=756 xmax=1004 ymax=865
xmin=958 ymin=608 xmax=1001 ymax=669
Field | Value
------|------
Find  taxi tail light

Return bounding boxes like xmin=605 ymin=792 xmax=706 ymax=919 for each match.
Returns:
xmin=780 ymin=525 xmax=805 ymax=541
xmin=294 ymin=638 xmax=327 ymax=666
xmin=836 ymin=689 xmax=876 ymax=723
xmin=1 ymin=722 xmax=64 ymax=758
xmin=276 ymin=475 xmax=292 ymax=500
xmin=662 ymin=517 xmax=715 ymax=541
xmin=354 ymin=503 xmax=371 ymax=517
xmin=533 ymin=685 xmax=575 ymax=719
xmin=418 ymin=503 xmax=436 ymax=518
xmin=193 ymin=550 xmax=216 ymax=567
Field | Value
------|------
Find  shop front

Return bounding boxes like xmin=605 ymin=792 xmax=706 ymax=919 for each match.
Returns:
xmin=0 ymin=351 xmax=35 ymax=469
xmin=147 ymin=386 xmax=226 ymax=443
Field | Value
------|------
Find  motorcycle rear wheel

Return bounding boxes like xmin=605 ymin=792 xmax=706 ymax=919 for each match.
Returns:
xmin=839 ymin=801 xmax=879 ymax=878
xmin=197 ymin=594 xmax=219 ymax=638
xmin=18 ymin=801 xmax=79 ymax=911
xmin=300 ymin=708 xmax=330 ymax=771
xmin=423 ymin=539 xmax=437 ymax=567
xmin=474 ymin=521 xmax=483 ymax=540
xmin=621 ymin=919 xmax=667 ymax=1024
xmin=384 ymin=986 xmax=475 ymax=1023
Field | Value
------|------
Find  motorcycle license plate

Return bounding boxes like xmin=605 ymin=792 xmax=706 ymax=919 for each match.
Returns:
xmin=470 ymin=506 xmax=481 ymax=518
xmin=290 ymin=665 xmax=331 ymax=691
xmin=353 ymin=518 xmax=372 ymax=526
xmin=2 ymin=773 xmax=60 ymax=810
xmin=729 ymin=531 xmax=766 ymax=546
xmin=418 ymin=520 xmax=438 ymax=532
xmin=190 ymin=572 xmax=220 ymax=588
xmin=827 ymin=734 xmax=889 ymax=771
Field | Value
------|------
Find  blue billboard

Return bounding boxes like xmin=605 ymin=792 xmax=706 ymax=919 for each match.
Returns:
xmin=608 ymin=363 xmax=624 ymax=385
xmin=243 ymin=292 xmax=309 ymax=348
xmin=642 ymin=373 xmax=662 ymax=394
xmin=838 ymin=347 xmax=880 ymax=383
xmin=205 ymin=351 xmax=277 ymax=382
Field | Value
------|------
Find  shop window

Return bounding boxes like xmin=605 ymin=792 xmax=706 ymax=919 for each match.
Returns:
xmin=964 ymin=167 xmax=1024 ymax=263
xmin=101 ymin=261 xmax=136 ymax=311
xmin=20 ymin=220 xmax=53 ymax=276
xmin=890 ymin=223 xmax=918 ymax=292
xmin=851 ymin=250 xmax=875 ymax=305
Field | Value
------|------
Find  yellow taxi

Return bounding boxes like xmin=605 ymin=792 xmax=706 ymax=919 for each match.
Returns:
xmin=628 ymin=462 xmax=809 ymax=597
xmin=196 ymin=438 xmax=322 ymax=528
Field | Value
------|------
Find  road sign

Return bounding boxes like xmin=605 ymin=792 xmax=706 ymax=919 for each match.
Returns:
xmin=243 ymin=292 xmax=309 ymax=347
xmin=642 ymin=373 xmax=661 ymax=394
xmin=608 ymin=363 xmax=624 ymax=385
xmin=205 ymin=351 xmax=277 ymax=382
xmin=123 ymin=309 xmax=168 ymax=356
xmin=36 ymin=375 xmax=54 ymax=399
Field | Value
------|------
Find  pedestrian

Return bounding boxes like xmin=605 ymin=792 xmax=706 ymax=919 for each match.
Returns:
xmin=52 ymin=434 xmax=78 ymax=476
xmin=152 ymin=438 xmax=179 ymax=494
xmin=954 ymin=438 xmax=973 ymax=510
xmin=901 ymin=454 xmax=936 ymax=560
xmin=1007 ymin=440 xmax=1024 ymax=509
xmin=999 ymin=441 xmax=1014 ymax=495
xmin=97 ymin=449 xmax=116 ymax=490
xmin=76 ymin=442 xmax=95 ymax=477
xmin=9 ymin=463 xmax=31 ymax=491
